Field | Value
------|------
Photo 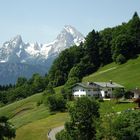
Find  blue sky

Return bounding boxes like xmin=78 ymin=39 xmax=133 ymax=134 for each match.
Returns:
xmin=0 ymin=0 xmax=140 ymax=44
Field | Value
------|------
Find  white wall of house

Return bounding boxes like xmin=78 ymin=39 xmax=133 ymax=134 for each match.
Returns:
xmin=100 ymin=90 xmax=105 ymax=97
xmin=100 ymin=88 xmax=113 ymax=98
xmin=73 ymin=86 xmax=87 ymax=97
xmin=72 ymin=85 xmax=100 ymax=97
xmin=134 ymin=93 xmax=140 ymax=98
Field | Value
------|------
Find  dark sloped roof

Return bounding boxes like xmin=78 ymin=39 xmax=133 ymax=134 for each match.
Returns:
xmin=94 ymin=82 xmax=124 ymax=88
xmin=72 ymin=82 xmax=124 ymax=89
xmin=72 ymin=83 xmax=95 ymax=89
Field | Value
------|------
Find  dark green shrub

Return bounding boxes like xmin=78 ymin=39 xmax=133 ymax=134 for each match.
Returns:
xmin=44 ymin=94 xmax=66 ymax=112
xmin=116 ymin=54 xmax=126 ymax=64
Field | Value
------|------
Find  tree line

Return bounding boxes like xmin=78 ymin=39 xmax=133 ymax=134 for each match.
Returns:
xmin=0 ymin=74 xmax=49 ymax=104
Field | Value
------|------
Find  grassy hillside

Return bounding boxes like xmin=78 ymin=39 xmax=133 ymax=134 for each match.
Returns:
xmin=83 ymin=56 xmax=140 ymax=89
xmin=15 ymin=112 xmax=68 ymax=140
xmin=0 ymin=86 xmax=63 ymax=128
xmin=0 ymin=86 xmax=69 ymax=140
xmin=0 ymin=93 xmax=49 ymax=128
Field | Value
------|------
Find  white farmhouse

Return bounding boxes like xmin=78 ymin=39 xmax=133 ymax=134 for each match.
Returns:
xmin=72 ymin=81 xmax=124 ymax=98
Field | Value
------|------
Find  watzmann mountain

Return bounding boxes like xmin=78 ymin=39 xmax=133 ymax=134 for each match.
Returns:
xmin=0 ymin=25 xmax=85 ymax=85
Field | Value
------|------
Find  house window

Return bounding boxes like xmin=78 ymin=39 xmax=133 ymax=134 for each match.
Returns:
xmin=81 ymin=89 xmax=85 ymax=91
xmin=74 ymin=95 xmax=79 ymax=97
xmin=81 ymin=95 xmax=85 ymax=96
xmin=88 ymin=89 xmax=91 ymax=92
xmin=74 ymin=89 xmax=79 ymax=92
xmin=93 ymin=88 xmax=98 ymax=91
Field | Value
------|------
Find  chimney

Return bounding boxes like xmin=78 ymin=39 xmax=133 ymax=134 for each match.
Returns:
xmin=87 ymin=82 xmax=90 ymax=85
xmin=87 ymin=82 xmax=93 ymax=85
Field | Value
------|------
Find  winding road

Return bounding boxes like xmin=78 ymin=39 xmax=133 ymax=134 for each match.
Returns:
xmin=48 ymin=126 xmax=64 ymax=140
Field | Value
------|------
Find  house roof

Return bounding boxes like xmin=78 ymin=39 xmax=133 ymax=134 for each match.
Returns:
xmin=72 ymin=83 xmax=94 ymax=89
xmin=73 ymin=82 xmax=124 ymax=89
xmin=94 ymin=82 xmax=124 ymax=88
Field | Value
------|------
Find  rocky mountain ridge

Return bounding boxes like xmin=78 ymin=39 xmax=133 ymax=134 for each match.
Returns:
xmin=0 ymin=25 xmax=85 ymax=84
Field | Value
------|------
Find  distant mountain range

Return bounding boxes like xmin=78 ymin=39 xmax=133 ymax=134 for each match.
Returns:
xmin=0 ymin=25 xmax=85 ymax=85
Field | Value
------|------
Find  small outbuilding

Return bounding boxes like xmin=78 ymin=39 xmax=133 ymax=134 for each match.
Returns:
xmin=132 ymin=88 xmax=140 ymax=98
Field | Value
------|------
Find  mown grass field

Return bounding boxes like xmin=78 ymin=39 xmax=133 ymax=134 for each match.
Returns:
xmin=0 ymin=86 xmax=69 ymax=140
xmin=0 ymin=86 xmax=63 ymax=127
xmin=99 ymin=100 xmax=136 ymax=115
xmin=15 ymin=112 xmax=68 ymax=140
xmin=83 ymin=56 xmax=140 ymax=89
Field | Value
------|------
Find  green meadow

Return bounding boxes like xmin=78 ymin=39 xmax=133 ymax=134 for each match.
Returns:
xmin=83 ymin=56 xmax=140 ymax=89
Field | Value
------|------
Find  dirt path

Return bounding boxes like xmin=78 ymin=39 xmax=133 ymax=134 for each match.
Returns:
xmin=98 ymin=67 xmax=117 ymax=74
xmin=48 ymin=126 xmax=64 ymax=140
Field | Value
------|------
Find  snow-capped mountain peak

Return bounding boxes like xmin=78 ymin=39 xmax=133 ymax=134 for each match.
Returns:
xmin=0 ymin=25 xmax=85 ymax=84
xmin=63 ymin=25 xmax=84 ymax=38
xmin=0 ymin=25 xmax=85 ymax=65
xmin=11 ymin=35 xmax=22 ymax=43
xmin=64 ymin=25 xmax=76 ymax=34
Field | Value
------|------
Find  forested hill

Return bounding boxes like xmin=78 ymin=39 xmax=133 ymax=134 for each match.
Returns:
xmin=47 ymin=12 xmax=140 ymax=87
